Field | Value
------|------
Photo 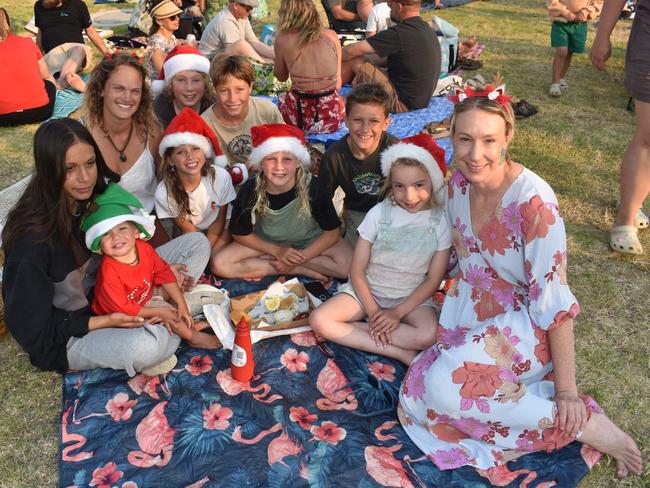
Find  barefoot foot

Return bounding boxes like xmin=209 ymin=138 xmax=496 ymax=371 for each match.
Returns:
xmin=193 ymin=320 xmax=212 ymax=332
xmin=187 ymin=330 xmax=222 ymax=349
xmin=65 ymin=72 xmax=86 ymax=92
xmin=580 ymin=412 xmax=643 ymax=477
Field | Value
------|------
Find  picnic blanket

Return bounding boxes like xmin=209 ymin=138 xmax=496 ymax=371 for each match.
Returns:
xmin=306 ymin=92 xmax=454 ymax=165
xmin=59 ymin=276 xmax=602 ymax=487
xmin=48 ymin=74 xmax=89 ymax=121
xmin=423 ymin=0 xmax=475 ymax=9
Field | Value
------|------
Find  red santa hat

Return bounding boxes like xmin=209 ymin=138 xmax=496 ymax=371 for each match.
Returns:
xmin=151 ymin=45 xmax=211 ymax=95
xmin=159 ymin=108 xmax=229 ymax=167
xmin=248 ymin=124 xmax=311 ymax=170
xmin=380 ymin=134 xmax=447 ymax=206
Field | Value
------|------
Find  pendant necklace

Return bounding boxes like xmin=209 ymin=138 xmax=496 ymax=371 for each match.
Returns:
xmin=102 ymin=121 xmax=134 ymax=163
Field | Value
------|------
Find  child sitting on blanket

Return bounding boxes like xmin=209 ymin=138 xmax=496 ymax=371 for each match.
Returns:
xmin=82 ymin=183 xmax=210 ymax=375
xmin=212 ymin=123 xmax=353 ymax=280
xmin=317 ymin=83 xmax=398 ymax=247
xmin=155 ymin=108 xmax=244 ymax=255
xmin=310 ymin=134 xmax=451 ymax=365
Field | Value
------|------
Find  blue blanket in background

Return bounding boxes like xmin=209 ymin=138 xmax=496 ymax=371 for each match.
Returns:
xmin=59 ymin=276 xmax=601 ymax=487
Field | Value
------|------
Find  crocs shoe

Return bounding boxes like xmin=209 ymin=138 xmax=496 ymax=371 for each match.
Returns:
xmin=549 ymin=83 xmax=562 ymax=97
xmin=615 ymin=200 xmax=649 ymax=229
xmin=559 ymin=78 xmax=568 ymax=91
xmin=610 ymin=225 xmax=643 ymax=255
xmin=141 ymin=355 xmax=178 ymax=376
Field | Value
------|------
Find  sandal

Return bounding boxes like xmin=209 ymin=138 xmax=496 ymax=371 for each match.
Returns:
xmin=615 ymin=201 xmax=649 ymax=229
xmin=458 ymin=58 xmax=483 ymax=70
xmin=559 ymin=78 xmax=568 ymax=91
xmin=549 ymin=83 xmax=562 ymax=97
xmin=610 ymin=225 xmax=643 ymax=255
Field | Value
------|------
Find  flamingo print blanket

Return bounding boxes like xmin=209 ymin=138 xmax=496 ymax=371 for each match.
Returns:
xmin=59 ymin=276 xmax=600 ymax=487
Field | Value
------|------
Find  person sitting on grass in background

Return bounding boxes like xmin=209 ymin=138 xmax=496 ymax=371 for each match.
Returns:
xmin=155 ymin=108 xmax=240 ymax=256
xmin=82 ymin=183 xmax=217 ymax=375
xmin=317 ymin=83 xmax=398 ymax=247
xmin=310 ymin=134 xmax=451 ymax=365
xmin=145 ymin=0 xmax=183 ymax=80
xmin=199 ymin=0 xmax=274 ymax=62
xmin=547 ymin=0 xmax=602 ymax=96
xmin=201 ymin=55 xmax=284 ymax=169
xmin=365 ymin=0 xmax=392 ymax=37
xmin=212 ymin=123 xmax=353 ymax=280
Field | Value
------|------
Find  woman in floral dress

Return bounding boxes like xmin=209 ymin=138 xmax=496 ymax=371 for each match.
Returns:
xmin=398 ymin=86 xmax=643 ymax=478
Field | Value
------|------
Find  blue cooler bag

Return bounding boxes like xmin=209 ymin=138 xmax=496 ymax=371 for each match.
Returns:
xmin=432 ymin=15 xmax=459 ymax=76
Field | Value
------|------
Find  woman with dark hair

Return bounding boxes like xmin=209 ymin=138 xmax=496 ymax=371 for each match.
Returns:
xmin=0 ymin=7 xmax=57 ymax=126
xmin=1 ymin=118 xmax=214 ymax=376
xmin=145 ymin=0 xmax=182 ymax=80
xmin=83 ymin=52 xmax=167 ymax=242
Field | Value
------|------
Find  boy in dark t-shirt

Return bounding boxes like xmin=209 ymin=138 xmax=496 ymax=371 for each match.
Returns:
xmin=317 ymin=84 xmax=397 ymax=247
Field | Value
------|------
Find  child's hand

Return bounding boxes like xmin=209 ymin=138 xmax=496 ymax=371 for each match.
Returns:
xmin=370 ymin=309 xmax=400 ymax=334
xmin=177 ymin=305 xmax=194 ymax=329
xmin=270 ymin=259 xmax=296 ymax=274
xmin=150 ymin=307 xmax=181 ymax=334
xmin=553 ymin=392 xmax=588 ymax=438
xmin=276 ymin=247 xmax=306 ymax=266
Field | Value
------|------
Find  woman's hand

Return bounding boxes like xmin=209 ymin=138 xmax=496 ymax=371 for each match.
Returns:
xmin=554 ymin=391 xmax=588 ymax=437
xmin=177 ymin=304 xmax=194 ymax=329
xmin=589 ymin=36 xmax=611 ymax=71
xmin=107 ymin=313 xmax=146 ymax=328
xmin=170 ymin=263 xmax=196 ymax=292
xmin=275 ymin=247 xmax=306 ymax=266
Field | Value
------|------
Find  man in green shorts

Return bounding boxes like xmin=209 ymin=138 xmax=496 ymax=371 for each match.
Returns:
xmin=547 ymin=0 xmax=603 ymax=96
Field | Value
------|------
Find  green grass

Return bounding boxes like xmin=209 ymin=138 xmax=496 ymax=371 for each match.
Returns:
xmin=1 ymin=0 xmax=649 ymax=486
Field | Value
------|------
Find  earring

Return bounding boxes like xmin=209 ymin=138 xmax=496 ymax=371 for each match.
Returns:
xmin=500 ymin=148 xmax=507 ymax=165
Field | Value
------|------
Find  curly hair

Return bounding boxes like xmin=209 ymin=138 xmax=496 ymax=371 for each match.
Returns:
xmin=161 ymin=72 xmax=216 ymax=107
xmin=82 ymin=53 xmax=157 ymax=144
xmin=160 ymin=147 xmax=216 ymax=220
xmin=277 ymin=0 xmax=322 ymax=47
xmin=251 ymin=162 xmax=311 ymax=224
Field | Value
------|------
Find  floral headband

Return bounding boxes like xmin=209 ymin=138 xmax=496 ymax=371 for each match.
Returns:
xmin=448 ymin=84 xmax=512 ymax=111
xmin=105 ymin=49 xmax=145 ymax=64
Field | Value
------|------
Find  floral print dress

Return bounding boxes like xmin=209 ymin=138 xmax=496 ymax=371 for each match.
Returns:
xmin=398 ymin=167 xmax=601 ymax=470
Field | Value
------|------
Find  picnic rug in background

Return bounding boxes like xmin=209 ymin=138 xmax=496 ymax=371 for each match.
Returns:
xmin=59 ymin=276 xmax=602 ymax=487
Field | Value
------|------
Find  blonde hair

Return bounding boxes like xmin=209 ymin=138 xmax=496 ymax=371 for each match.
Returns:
xmin=450 ymin=91 xmax=516 ymax=162
xmin=83 ymin=53 xmax=157 ymax=144
xmin=252 ymin=162 xmax=311 ymax=222
xmin=0 ymin=8 xmax=11 ymax=41
xmin=162 ymin=72 xmax=215 ymax=105
xmin=380 ymin=158 xmax=437 ymax=209
xmin=277 ymin=0 xmax=322 ymax=47
xmin=209 ymin=54 xmax=255 ymax=88
xmin=160 ymin=148 xmax=216 ymax=219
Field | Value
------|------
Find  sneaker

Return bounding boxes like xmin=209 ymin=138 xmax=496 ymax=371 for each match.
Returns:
xmin=559 ymin=78 xmax=568 ymax=91
xmin=549 ymin=83 xmax=562 ymax=97
xmin=141 ymin=355 xmax=178 ymax=376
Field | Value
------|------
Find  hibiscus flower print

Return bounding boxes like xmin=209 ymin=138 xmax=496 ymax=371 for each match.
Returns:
xmin=452 ymin=225 xmax=470 ymax=259
xmin=491 ymin=278 xmax=515 ymax=308
xmin=203 ymin=403 xmax=233 ymax=430
xmin=452 ymin=416 xmax=492 ymax=439
xmin=105 ymin=392 xmax=137 ymax=422
xmin=501 ymin=201 xmax=523 ymax=236
xmin=281 ymin=348 xmax=309 ymax=373
xmin=465 ymin=264 xmax=492 ymax=290
xmin=474 ymin=291 xmax=505 ymax=322
xmin=402 ymin=347 xmax=440 ymax=401
xmin=478 ymin=216 xmax=512 ymax=256
xmin=484 ymin=331 xmax=516 ymax=368
xmin=430 ymin=448 xmax=471 ymax=469
xmin=438 ymin=325 xmax=469 ymax=348
xmin=497 ymin=381 xmax=527 ymax=403
xmin=311 ymin=421 xmax=347 ymax=445
xmin=90 ymin=462 xmax=123 ymax=488
xmin=519 ymin=195 xmax=556 ymax=244
xmin=368 ymin=361 xmax=396 ymax=382
xmin=452 ymin=362 xmax=503 ymax=399
xmin=289 ymin=407 xmax=318 ymax=429
xmin=430 ymin=422 xmax=470 ymax=443
xmin=185 ymin=355 xmax=213 ymax=376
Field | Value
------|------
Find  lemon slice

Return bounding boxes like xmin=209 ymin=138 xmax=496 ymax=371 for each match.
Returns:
xmin=264 ymin=296 xmax=281 ymax=312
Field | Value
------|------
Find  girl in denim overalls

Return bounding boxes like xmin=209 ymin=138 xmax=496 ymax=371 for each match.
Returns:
xmin=213 ymin=123 xmax=353 ymax=280
xmin=311 ymin=134 xmax=451 ymax=365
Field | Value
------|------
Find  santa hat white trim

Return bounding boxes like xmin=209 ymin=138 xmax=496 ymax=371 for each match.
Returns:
xmin=152 ymin=52 xmax=210 ymax=95
xmin=380 ymin=143 xmax=446 ymax=206
xmin=159 ymin=131 xmax=218 ymax=161
xmin=248 ymin=137 xmax=311 ymax=170
xmin=84 ymin=213 xmax=156 ymax=253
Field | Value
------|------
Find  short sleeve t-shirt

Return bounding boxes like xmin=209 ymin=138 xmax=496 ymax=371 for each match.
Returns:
xmin=0 ymin=35 xmax=49 ymax=114
xmin=366 ymin=3 xmax=392 ymax=33
xmin=198 ymin=7 xmax=257 ymax=58
xmin=154 ymin=165 xmax=237 ymax=230
xmin=34 ymin=0 xmax=91 ymax=53
xmin=366 ymin=17 xmax=441 ymax=109
xmin=201 ymin=98 xmax=284 ymax=165
xmin=317 ymin=132 xmax=397 ymax=213
xmin=229 ymin=176 xmax=341 ymax=236
xmin=358 ymin=201 xmax=451 ymax=250
xmin=92 ymin=239 xmax=177 ymax=316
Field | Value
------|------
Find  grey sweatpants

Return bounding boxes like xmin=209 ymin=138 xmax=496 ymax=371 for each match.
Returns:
xmin=66 ymin=232 xmax=211 ymax=376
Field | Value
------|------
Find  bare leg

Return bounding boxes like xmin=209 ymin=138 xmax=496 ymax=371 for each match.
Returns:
xmin=551 ymin=47 xmax=568 ymax=84
xmin=225 ymin=40 xmax=264 ymax=62
xmin=301 ymin=238 xmax=353 ymax=279
xmin=310 ymin=294 xmax=418 ymax=365
xmin=341 ymin=56 xmax=367 ymax=85
xmin=65 ymin=72 xmax=86 ymax=92
xmin=577 ymin=412 xmax=643 ymax=477
xmin=559 ymin=50 xmax=573 ymax=80
xmin=57 ymin=46 xmax=86 ymax=90
xmin=210 ymin=241 xmax=275 ymax=278
xmin=383 ymin=306 xmax=438 ymax=351
xmin=615 ymin=99 xmax=650 ymax=227
xmin=356 ymin=0 xmax=373 ymax=23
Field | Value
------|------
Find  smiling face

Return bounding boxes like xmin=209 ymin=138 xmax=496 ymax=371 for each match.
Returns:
xmin=62 ymin=141 xmax=98 ymax=204
xmin=102 ymin=65 xmax=143 ymax=121
xmin=214 ymin=74 xmax=252 ymax=121
xmin=169 ymin=144 xmax=207 ymax=179
xmin=452 ymin=108 xmax=512 ymax=188
xmin=171 ymin=70 xmax=206 ymax=111
xmin=389 ymin=163 xmax=433 ymax=213
xmin=345 ymin=102 xmax=390 ymax=159
xmin=260 ymin=151 xmax=300 ymax=193
xmin=99 ymin=221 xmax=140 ymax=263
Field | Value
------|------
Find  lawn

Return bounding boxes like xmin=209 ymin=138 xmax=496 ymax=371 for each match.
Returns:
xmin=0 ymin=0 xmax=648 ymax=486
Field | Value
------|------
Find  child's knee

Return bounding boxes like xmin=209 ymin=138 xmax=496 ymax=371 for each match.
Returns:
xmin=413 ymin=325 xmax=437 ymax=350
xmin=309 ymin=308 xmax=331 ymax=336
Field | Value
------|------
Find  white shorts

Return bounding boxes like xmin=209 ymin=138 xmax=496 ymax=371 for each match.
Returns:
xmin=337 ymin=281 xmax=436 ymax=315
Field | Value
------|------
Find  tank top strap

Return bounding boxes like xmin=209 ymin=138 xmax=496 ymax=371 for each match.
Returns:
xmin=379 ymin=199 xmax=393 ymax=225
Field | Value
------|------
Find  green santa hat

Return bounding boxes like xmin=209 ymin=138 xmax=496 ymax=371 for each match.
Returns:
xmin=81 ymin=183 xmax=156 ymax=253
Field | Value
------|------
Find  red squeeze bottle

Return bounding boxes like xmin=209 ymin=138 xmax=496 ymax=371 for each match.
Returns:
xmin=231 ymin=316 xmax=254 ymax=382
